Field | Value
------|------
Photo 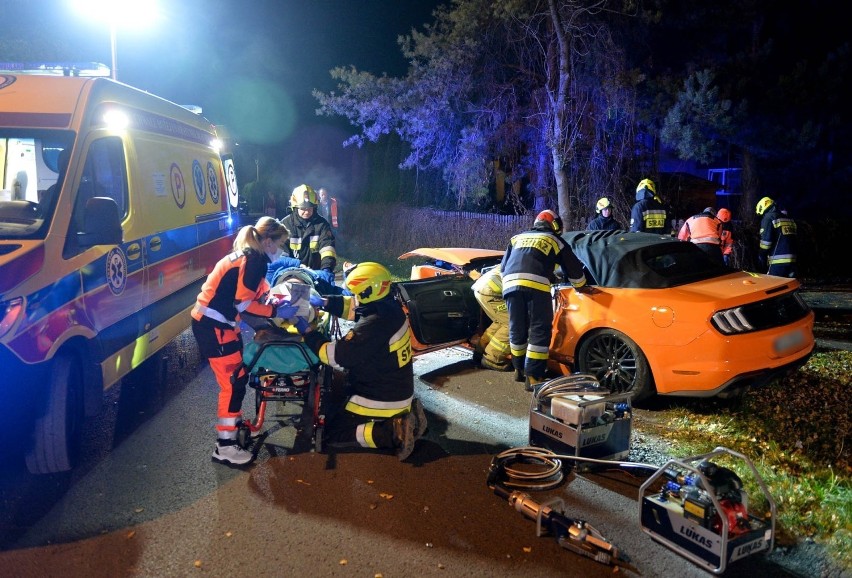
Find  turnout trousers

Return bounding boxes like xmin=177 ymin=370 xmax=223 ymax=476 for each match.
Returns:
xmin=505 ymin=290 xmax=553 ymax=381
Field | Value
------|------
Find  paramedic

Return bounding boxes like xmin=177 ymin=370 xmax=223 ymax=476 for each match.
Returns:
xmin=295 ymin=262 xmax=426 ymax=460
xmin=716 ymin=208 xmax=735 ymax=265
xmin=502 ymin=210 xmax=587 ymax=392
xmin=677 ymin=207 xmax=724 ymax=265
xmin=191 ymin=217 xmax=294 ymax=465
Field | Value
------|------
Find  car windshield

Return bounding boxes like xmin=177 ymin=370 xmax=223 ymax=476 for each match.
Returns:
xmin=563 ymin=230 xmax=730 ymax=289
xmin=0 ymin=129 xmax=74 ymax=240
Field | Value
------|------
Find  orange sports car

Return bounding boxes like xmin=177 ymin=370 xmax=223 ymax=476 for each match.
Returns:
xmin=397 ymin=231 xmax=814 ymax=401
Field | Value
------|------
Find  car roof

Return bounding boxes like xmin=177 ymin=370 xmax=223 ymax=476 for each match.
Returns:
xmin=398 ymin=247 xmax=504 ymax=267
xmin=562 ymin=230 xmax=729 ymax=288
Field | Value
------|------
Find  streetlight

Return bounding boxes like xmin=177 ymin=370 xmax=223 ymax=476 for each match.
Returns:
xmin=71 ymin=0 xmax=159 ymax=81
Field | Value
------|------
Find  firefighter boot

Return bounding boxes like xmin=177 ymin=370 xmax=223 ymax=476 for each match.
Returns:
xmin=411 ymin=398 xmax=428 ymax=439
xmin=514 ymin=368 xmax=526 ymax=383
xmin=392 ymin=413 xmax=417 ymax=461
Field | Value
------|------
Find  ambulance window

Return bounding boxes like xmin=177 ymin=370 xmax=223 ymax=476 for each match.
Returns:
xmin=81 ymin=137 xmax=128 ymax=219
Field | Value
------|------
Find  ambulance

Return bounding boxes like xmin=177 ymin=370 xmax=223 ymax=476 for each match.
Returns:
xmin=0 ymin=70 xmax=240 ymax=474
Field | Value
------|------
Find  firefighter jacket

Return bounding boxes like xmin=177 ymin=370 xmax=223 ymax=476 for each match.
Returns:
xmin=587 ymin=214 xmax=623 ymax=231
xmin=472 ymin=264 xmax=503 ymax=299
xmin=629 ymin=196 xmax=668 ymax=234
xmin=303 ymin=294 xmax=414 ymax=403
xmin=501 ymin=224 xmax=587 ymax=296
xmin=281 ymin=210 xmax=338 ymax=271
xmin=192 ymin=248 xmax=274 ymax=328
xmin=677 ymin=211 xmax=722 ymax=246
xmin=759 ymin=206 xmax=798 ymax=267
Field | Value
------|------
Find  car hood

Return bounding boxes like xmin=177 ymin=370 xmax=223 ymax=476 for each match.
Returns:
xmin=398 ymin=247 xmax=504 ymax=267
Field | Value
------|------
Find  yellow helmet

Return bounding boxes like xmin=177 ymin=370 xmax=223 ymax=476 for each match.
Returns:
xmin=636 ymin=178 xmax=656 ymax=201
xmin=756 ymin=196 xmax=774 ymax=216
xmin=344 ymin=262 xmax=393 ymax=304
xmin=290 ymin=184 xmax=318 ymax=209
xmin=595 ymin=197 xmax=611 ymax=214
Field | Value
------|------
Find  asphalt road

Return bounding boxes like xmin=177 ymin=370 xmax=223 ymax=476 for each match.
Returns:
xmin=0 ymin=327 xmax=824 ymax=578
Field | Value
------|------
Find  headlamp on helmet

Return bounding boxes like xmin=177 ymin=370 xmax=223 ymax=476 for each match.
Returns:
xmin=756 ymin=196 xmax=774 ymax=216
xmin=534 ymin=209 xmax=563 ymax=235
xmin=595 ymin=197 xmax=611 ymax=214
xmin=636 ymin=178 xmax=656 ymax=201
xmin=290 ymin=184 xmax=319 ymax=209
xmin=344 ymin=262 xmax=392 ymax=304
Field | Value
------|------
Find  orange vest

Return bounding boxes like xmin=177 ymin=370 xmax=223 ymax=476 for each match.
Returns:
xmin=678 ymin=214 xmax=721 ymax=245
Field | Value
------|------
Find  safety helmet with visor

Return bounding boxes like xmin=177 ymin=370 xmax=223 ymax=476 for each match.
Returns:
xmin=636 ymin=178 xmax=656 ymax=201
xmin=534 ymin=209 xmax=563 ymax=235
xmin=716 ymin=208 xmax=732 ymax=222
xmin=595 ymin=197 xmax=612 ymax=214
xmin=344 ymin=262 xmax=393 ymax=304
xmin=755 ymin=196 xmax=774 ymax=216
xmin=290 ymin=184 xmax=319 ymax=210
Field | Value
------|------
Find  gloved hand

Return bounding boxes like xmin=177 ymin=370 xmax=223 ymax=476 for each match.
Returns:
xmin=293 ymin=317 xmax=311 ymax=334
xmin=273 ymin=301 xmax=299 ymax=319
xmin=316 ymin=268 xmax=336 ymax=286
xmin=309 ymin=293 xmax=326 ymax=309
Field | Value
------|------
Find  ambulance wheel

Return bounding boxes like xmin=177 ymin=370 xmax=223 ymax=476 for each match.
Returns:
xmin=576 ymin=329 xmax=653 ymax=402
xmin=25 ymin=353 xmax=84 ymax=475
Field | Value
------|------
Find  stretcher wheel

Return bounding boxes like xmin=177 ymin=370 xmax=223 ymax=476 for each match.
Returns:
xmin=236 ymin=423 xmax=251 ymax=450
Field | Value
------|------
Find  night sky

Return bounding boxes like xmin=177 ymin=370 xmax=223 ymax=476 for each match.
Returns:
xmin=2 ymin=0 xmax=442 ymax=143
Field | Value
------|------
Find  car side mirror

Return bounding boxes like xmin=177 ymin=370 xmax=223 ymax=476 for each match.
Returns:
xmin=78 ymin=197 xmax=123 ymax=248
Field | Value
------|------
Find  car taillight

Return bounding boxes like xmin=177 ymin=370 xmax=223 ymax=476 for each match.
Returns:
xmin=712 ymin=307 xmax=754 ymax=334
xmin=0 ymin=297 xmax=24 ymax=339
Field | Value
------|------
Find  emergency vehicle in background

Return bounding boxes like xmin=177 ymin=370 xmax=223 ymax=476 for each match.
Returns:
xmin=0 ymin=65 xmax=240 ymax=474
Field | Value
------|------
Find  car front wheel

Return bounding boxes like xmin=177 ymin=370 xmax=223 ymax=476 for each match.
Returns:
xmin=576 ymin=329 xmax=653 ymax=401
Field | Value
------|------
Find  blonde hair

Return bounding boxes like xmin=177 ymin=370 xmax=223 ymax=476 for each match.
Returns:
xmin=255 ymin=216 xmax=288 ymax=241
xmin=232 ymin=217 xmax=289 ymax=254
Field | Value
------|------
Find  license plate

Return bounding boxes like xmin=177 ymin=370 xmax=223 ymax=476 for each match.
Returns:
xmin=773 ymin=328 xmax=806 ymax=354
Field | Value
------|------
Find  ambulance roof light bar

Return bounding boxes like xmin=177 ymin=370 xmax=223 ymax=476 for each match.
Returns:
xmin=0 ymin=62 xmax=111 ymax=77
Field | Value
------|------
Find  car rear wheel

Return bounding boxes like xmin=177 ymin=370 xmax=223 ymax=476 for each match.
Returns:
xmin=576 ymin=329 xmax=653 ymax=401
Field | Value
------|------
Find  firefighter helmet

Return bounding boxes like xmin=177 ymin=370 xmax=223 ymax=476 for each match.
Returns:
xmin=344 ymin=262 xmax=393 ymax=304
xmin=595 ymin=197 xmax=611 ymax=214
xmin=756 ymin=197 xmax=774 ymax=216
xmin=534 ymin=209 xmax=563 ymax=235
xmin=636 ymin=178 xmax=656 ymax=201
xmin=717 ymin=208 xmax=732 ymax=222
xmin=290 ymin=184 xmax=318 ymax=209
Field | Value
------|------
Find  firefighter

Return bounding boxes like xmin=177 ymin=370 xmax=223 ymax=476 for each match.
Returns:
xmin=677 ymin=207 xmax=724 ymax=265
xmin=502 ymin=210 xmax=588 ymax=391
xmin=471 ymin=264 xmax=512 ymax=372
xmin=587 ymin=197 xmax=623 ymax=230
xmin=716 ymin=207 xmax=735 ymax=265
xmin=629 ymin=178 xmax=668 ymax=234
xmin=756 ymin=196 xmax=798 ymax=277
xmin=294 ymin=262 xmax=426 ymax=460
xmin=191 ymin=217 xmax=296 ymax=465
xmin=280 ymin=184 xmax=338 ymax=287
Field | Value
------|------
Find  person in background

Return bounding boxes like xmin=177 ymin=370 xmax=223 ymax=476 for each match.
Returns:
xmin=281 ymin=184 xmax=338 ymax=288
xmin=629 ymin=178 xmax=668 ymax=235
xmin=677 ymin=207 xmax=724 ymax=265
xmin=471 ymin=264 xmax=512 ymax=372
xmin=191 ymin=217 xmax=295 ymax=466
xmin=502 ymin=210 xmax=588 ymax=392
xmin=294 ymin=262 xmax=426 ymax=461
xmin=263 ymin=190 xmax=278 ymax=218
xmin=587 ymin=197 xmax=623 ymax=230
xmin=756 ymin=196 xmax=798 ymax=277
xmin=317 ymin=187 xmax=339 ymax=230
xmin=716 ymin=207 xmax=734 ymax=266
